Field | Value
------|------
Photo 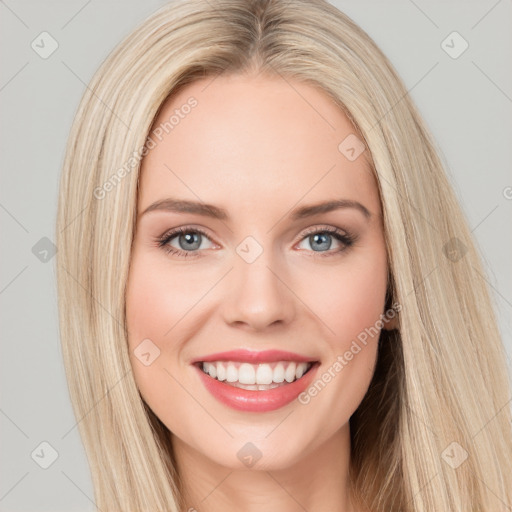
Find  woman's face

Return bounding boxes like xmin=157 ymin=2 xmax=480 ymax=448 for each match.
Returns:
xmin=126 ymin=72 xmax=390 ymax=470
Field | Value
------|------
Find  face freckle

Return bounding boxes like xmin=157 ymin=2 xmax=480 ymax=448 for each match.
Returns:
xmin=125 ymin=72 xmax=390 ymax=472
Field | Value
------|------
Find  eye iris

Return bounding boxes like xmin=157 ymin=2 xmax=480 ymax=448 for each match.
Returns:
xmin=310 ymin=233 xmax=331 ymax=251
xmin=179 ymin=232 xmax=201 ymax=250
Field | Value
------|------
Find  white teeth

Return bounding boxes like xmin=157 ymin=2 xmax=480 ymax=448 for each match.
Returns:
xmin=216 ymin=362 xmax=226 ymax=381
xmin=285 ymin=362 xmax=296 ymax=383
xmin=226 ymin=363 xmax=238 ymax=383
xmin=273 ymin=363 xmax=285 ymax=383
xmin=238 ymin=363 xmax=256 ymax=384
xmin=229 ymin=382 xmax=282 ymax=390
xmin=201 ymin=360 xmax=312 ymax=385
xmin=256 ymin=364 xmax=273 ymax=385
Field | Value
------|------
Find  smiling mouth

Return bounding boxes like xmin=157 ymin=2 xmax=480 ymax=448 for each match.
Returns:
xmin=195 ymin=360 xmax=318 ymax=391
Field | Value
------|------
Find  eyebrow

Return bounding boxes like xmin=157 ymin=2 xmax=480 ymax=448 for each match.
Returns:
xmin=140 ymin=198 xmax=372 ymax=221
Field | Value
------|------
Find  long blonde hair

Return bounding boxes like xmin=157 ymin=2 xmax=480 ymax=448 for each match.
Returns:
xmin=55 ymin=0 xmax=512 ymax=510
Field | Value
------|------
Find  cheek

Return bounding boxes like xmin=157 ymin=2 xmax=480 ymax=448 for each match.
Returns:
xmin=125 ymin=251 xmax=183 ymax=386
xmin=126 ymin=267 xmax=168 ymax=354
xmin=341 ymin=257 xmax=387 ymax=338
xmin=293 ymin=250 xmax=388 ymax=433
xmin=304 ymin=249 xmax=388 ymax=346
xmin=125 ymin=252 xmax=197 ymax=433
xmin=302 ymin=246 xmax=387 ymax=390
xmin=125 ymin=250 xmax=202 ymax=346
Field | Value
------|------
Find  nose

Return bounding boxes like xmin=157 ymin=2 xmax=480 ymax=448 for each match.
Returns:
xmin=220 ymin=247 xmax=296 ymax=331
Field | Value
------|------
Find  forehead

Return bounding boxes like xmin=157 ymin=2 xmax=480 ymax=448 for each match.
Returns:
xmin=138 ymin=73 xmax=380 ymax=218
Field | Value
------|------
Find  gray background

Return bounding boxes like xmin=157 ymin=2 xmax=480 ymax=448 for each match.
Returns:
xmin=1 ymin=1 xmax=511 ymax=510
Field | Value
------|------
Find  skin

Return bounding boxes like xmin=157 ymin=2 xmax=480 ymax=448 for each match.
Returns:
xmin=125 ymin=71 xmax=397 ymax=512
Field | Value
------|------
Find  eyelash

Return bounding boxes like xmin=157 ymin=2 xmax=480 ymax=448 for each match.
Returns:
xmin=155 ymin=225 xmax=356 ymax=259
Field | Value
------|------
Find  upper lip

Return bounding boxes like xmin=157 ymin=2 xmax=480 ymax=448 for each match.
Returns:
xmin=191 ymin=349 xmax=318 ymax=365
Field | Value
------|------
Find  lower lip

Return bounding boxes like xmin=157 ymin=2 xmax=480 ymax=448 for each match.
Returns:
xmin=194 ymin=362 xmax=320 ymax=412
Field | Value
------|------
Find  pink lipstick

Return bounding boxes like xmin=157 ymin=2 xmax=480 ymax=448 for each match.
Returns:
xmin=192 ymin=349 xmax=319 ymax=412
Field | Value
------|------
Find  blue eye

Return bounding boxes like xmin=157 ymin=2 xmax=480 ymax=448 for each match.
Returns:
xmin=296 ymin=227 xmax=355 ymax=257
xmin=156 ymin=226 xmax=214 ymax=258
xmin=155 ymin=225 xmax=356 ymax=259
